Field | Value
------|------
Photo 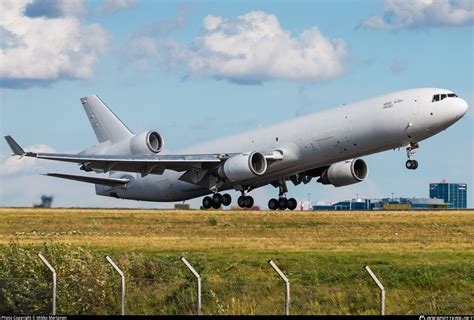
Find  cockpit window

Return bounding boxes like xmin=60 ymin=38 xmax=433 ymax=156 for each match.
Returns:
xmin=432 ymin=93 xmax=458 ymax=102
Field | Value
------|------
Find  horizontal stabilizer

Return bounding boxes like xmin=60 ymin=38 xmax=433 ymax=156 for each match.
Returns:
xmin=44 ymin=173 xmax=130 ymax=186
xmin=4 ymin=135 xmax=26 ymax=156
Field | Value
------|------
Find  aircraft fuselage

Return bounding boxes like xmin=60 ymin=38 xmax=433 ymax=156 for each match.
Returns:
xmin=96 ymin=88 xmax=468 ymax=202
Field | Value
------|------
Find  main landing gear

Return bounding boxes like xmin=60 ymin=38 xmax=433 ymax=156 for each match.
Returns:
xmin=202 ymin=193 xmax=232 ymax=209
xmin=405 ymin=142 xmax=419 ymax=170
xmin=268 ymin=197 xmax=297 ymax=211
xmin=202 ymin=192 xmax=254 ymax=209
xmin=268 ymin=179 xmax=297 ymax=211
xmin=237 ymin=193 xmax=254 ymax=209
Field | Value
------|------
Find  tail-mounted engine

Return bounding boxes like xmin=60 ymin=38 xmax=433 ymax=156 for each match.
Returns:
xmin=129 ymin=130 xmax=164 ymax=155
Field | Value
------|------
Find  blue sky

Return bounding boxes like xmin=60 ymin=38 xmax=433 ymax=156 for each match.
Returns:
xmin=1 ymin=0 xmax=473 ymax=208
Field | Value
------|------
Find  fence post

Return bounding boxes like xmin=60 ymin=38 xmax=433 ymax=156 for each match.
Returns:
xmin=268 ymin=260 xmax=290 ymax=315
xmin=365 ymin=265 xmax=385 ymax=315
xmin=180 ymin=256 xmax=201 ymax=315
xmin=37 ymin=253 xmax=56 ymax=315
xmin=105 ymin=256 xmax=125 ymax=315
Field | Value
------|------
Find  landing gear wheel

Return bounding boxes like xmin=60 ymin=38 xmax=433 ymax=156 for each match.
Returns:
xmin=238 ymin=196 xmax=246 ymax=208
xmin=212 ymin=193 xmax=223 ymax=203
xmin=221 ymin=193 xmax=232 ymax=206
xmin=202 ymin=196 xmax=212 ymax=209
xmin=268 ymin=198 xmax=278 ymax=210
xmin=212 ymin=193 xmax=222 ymax=209
xmin=244 ymin=196 xmax=254 ymax=208
xmin=287 ymin=198 xmax=297 ymax=211
xmin=278 ymin=198 xmax=289 ymax=210
xmin=405 ymin=160 xmax=418 ymax=170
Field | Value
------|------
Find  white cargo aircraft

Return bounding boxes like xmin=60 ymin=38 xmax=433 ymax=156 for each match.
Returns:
xmin=5 ymin=88 xmax=468 ymax=210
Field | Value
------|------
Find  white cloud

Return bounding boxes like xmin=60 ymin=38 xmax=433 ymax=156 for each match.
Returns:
xmin=132 ymin=2 xmax=191 ymax=37
xmin=0 ymin=144 xmax=57 ymax=177
xmin=97 ymin=0 xmax=137 ymax=15
xmin=120 ymin=36 xmax=160 ymax=71
xmin=360 ymin=0 xmax=474 ymax=30
xmin=163 ymin=11 xmax=347 ymax=84
xmin=0 ymin=0 xmax=109 ymax=88
xmin=119 ymin=3 xmax=192 ymax=72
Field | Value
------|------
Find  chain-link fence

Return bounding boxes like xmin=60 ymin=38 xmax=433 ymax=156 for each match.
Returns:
xmin=1 ymin=275 xmax=472 ymax=315
xmin=1 ymin=244 xmax=472 ymax=315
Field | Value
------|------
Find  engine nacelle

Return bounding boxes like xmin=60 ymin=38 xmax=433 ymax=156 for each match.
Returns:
xmin=218 ymin=152 xmax=267 ymax=181
xmin=129 ymin=130 xmax=164 ymax=155
xmin=318 ymin=159 xmax=368 ymax=187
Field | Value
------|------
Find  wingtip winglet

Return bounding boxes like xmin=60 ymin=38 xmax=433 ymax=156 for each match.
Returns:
xmin=4 ymin=135 xmax=26 ymax=156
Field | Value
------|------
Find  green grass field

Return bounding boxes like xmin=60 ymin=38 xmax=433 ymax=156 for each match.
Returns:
xmin=0 ymin=208 xmax=472 ymax=315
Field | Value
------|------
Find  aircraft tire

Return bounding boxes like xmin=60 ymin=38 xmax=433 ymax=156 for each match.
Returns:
xmin=406 ymin=160 xmax=418 ymax=170
xmin=202 ymin=196 xmax=212 ymax=209
xmin=222 ymin=193 xmax=232 ymax=206
xmin=268 ymin=198 xmax=278 ymax=210
xmin=278 ymin=198 xmax=288 ymax=210
xmin=238 ymin=196 xmax=246 ymax=208
xmin=245 ymin=196 xmax=254 ymax=208
xmin=288 ymin=198 xmax=297 ymax=210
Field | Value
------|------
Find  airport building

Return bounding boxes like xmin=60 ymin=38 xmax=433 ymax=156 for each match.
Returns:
xmin=312 ymin=197 xmax=448 ymax=211
xmin=429 ymin=181 xmax=467 ymax=209
xmin=313 ymin=198 xmax=371 ymax=211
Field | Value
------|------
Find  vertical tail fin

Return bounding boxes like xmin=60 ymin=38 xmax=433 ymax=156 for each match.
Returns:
xmin=80 ymin=95 xmax=133 ymax=143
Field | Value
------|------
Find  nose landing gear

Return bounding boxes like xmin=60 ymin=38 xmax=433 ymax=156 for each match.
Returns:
xmin=405 ymin=159 xmax=418 ymax=170
xmin=405 ymin=142 xmax=419 ymax=170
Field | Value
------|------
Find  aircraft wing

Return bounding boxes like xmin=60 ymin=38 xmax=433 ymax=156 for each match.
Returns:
xmin=4 ymin=136 xmax=283 ymax=178
xmin=36 ymin=152 xmax=224 ymax=175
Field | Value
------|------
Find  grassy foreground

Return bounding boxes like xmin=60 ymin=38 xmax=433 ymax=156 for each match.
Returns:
xmin=0 ymin=208 xmax=472 ymax=315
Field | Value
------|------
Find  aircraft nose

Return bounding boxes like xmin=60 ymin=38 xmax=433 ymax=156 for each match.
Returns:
xmin=456 ymin=98 xmax=469 ymax=117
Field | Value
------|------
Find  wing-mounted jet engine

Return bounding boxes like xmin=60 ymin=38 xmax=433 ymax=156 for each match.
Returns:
xmin=218 ymin=151 xmax=267 ymax=181
xmin=317 ymin=159 xmax=368 ymax=187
